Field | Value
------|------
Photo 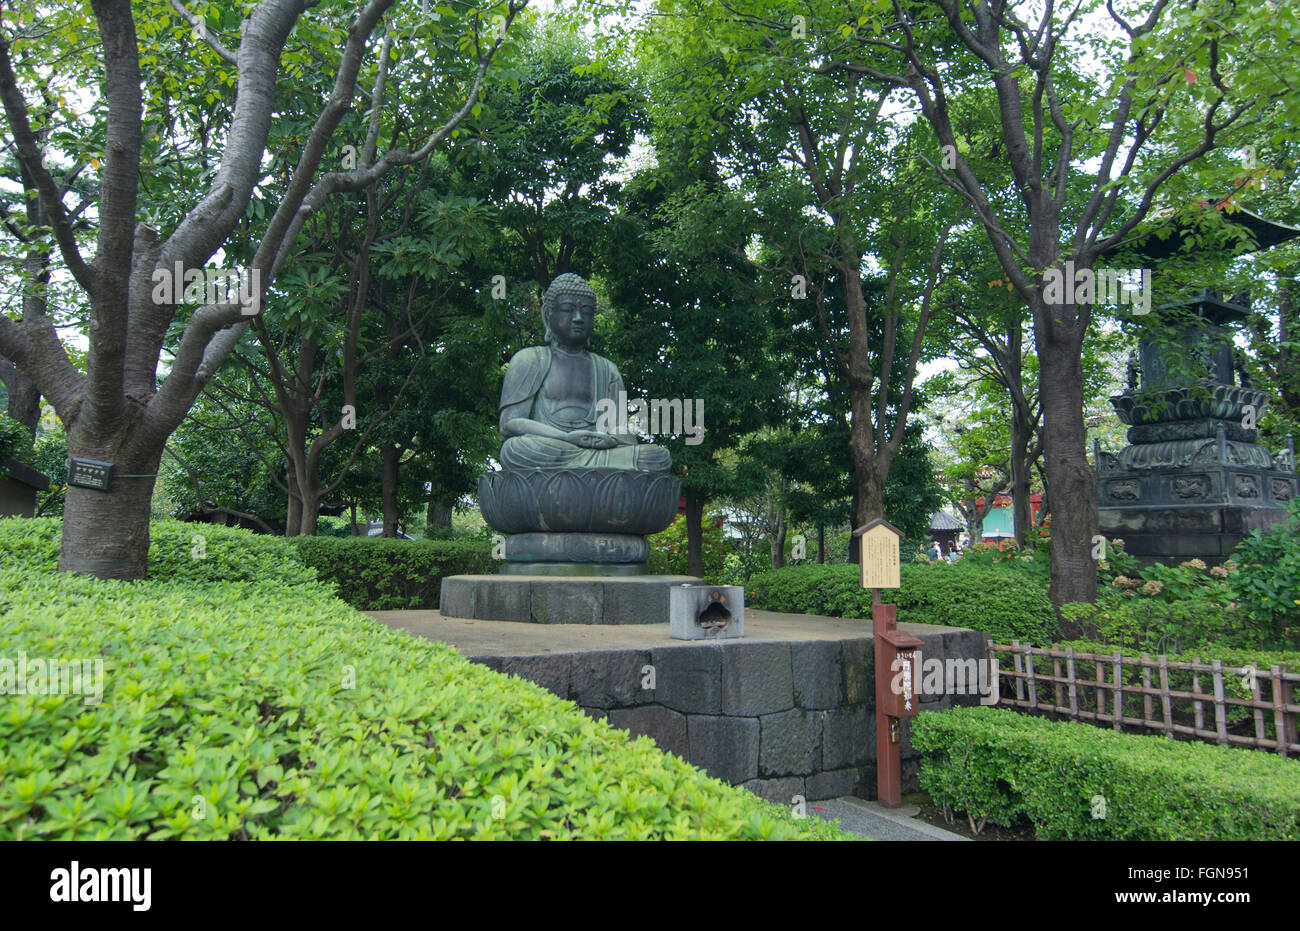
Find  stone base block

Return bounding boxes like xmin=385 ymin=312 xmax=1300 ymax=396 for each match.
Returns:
xmin=439 ymin=573 xmax=701 ymax=624
xmin=1100 ymin=503 xmax=1289 ymax=562
xmin=669 ymin=584 xmax=744 ymax=640
xmin=376 ymin=609 xmax=982 ymax=806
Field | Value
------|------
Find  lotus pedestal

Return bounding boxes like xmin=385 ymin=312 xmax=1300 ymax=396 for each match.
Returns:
xmin=477 ymin=467 xmax=681 ymax=575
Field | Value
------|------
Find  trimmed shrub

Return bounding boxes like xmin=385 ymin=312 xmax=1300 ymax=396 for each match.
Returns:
xmin=746 ymin=562 xmax=1057 ymax=644
xmin=291 ymin=536 xmax=494 ymax=610
xmin=0 ymin=518 xmax=500 ymax=610
xmin=911 ymin=705 xmax=1300 ymax=840
xmin=0 ymin=517 xmax=317 ymax=587
xmin=0 ymin=558 xmax=849 ymax=840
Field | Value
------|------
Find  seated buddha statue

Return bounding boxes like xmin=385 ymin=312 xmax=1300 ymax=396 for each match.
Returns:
xmin=498 ymin=273 xmax=671 ymax=472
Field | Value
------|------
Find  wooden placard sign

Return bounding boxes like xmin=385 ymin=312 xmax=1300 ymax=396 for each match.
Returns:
xmin=852 ymin=518 xmax=902 ymax=590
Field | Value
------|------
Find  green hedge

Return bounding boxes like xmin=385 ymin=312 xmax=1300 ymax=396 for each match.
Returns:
xmin=746 ymin=562 xmax=1057 ymax=644
xmin=0 ymin=553 xmax=848 ymax=840
xmin=911 ymin=705 xmax=1300 ymax=840
xmin=0 ymin=518 xmax=496 ymax=611
xmin=291 ymin=536 xmax=495 ymax=610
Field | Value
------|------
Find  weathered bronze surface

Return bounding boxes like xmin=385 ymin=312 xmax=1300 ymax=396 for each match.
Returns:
xmin=479 ymin=274 xmax=679 ymax=568
xmin=1097 ymin=209 xmax=1300 ymax=562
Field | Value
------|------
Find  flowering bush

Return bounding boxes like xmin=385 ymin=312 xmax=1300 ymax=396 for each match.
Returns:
xmin=1227 ymin=498 xmax=1300 ymax=649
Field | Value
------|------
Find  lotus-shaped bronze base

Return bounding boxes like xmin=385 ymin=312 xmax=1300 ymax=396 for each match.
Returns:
xmin=478 ymin=468 xmax=681 ymax=535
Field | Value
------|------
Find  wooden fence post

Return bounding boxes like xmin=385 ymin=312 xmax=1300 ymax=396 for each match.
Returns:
xmin=1052 ymin=645 xmax=1063 ymax=713
xmin=1212 ymin=660 xmax=1229 ymax=746
xmin=1095 ymin=657 xmax=1105 ymax=721
xmin=1270 ymin=665 xmax=1289 ymax=756
xmin=1192 ymin=658 xmax=1205 ymax=735
xmin=1065 ymin=645 xmax=1079 ymax=718
xmin=1025 ymin=646 xmax=1038 ymax=710
xmin=1158 ymin=654 xmax=1174 ymax=738
xmin=1141 ymin=653 xmax=1154 ymax=728
xmin=1282 ymin=665 xmax=1297 ymax=758
xmin=1248 ymin=665 xmax=1267 ymax=749
xmin=1111 ymin=653 xmax=1123 ymax=731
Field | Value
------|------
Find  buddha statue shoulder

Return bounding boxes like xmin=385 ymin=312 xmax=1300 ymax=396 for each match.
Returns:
xmin=497 ymin=273 xmax=671 ymax=473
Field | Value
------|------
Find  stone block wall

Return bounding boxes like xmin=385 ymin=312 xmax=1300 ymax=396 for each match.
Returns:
xmin=465 ymin=625 xmax=987 ymax=803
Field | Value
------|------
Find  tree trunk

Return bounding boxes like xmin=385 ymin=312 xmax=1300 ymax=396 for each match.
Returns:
xmin=684 ymin=489 xmax=705 ymax=579
xmin=381 ymin=443 xmax=399 ymax=537
xmin=285 ymin=464 xmax=302 ymax=537
xmin=1036 ymin=322 xmax=1098 ymax=606
xmin=769 ymin=517 xmax=787 ymax=570
xmin=848 ymin=485 xmax=861 ymax=563
xmin=0 ymin=358 xmax=39 ymax=436
xmin=58 ymin=447 xmax=161 ymax=579
xmin=817 ymin=522 xmax=825 ymax=564
xmin=297 ymin=445 xmax=322 ymax=536
xmin=427 ymin=498 xmax=452 ymax=529
xmin=1010 ymin=412 xmax=1032 ymax=546
xmin=298 ymin=486 xmax=320 ymax=536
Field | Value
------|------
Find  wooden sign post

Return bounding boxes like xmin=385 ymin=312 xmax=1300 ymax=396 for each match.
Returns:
xmin=851 ymin=518 xmax=919 ymax=809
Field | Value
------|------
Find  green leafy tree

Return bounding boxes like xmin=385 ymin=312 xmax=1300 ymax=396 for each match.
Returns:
xmin=600 ymin=160 xmax=788 ymax=577
xmin=0 ymin=0 xmax=525 ymax=577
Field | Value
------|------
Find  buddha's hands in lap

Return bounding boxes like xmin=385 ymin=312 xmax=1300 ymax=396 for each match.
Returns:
xmin=566 ymin=430 xmax=619 ymax=449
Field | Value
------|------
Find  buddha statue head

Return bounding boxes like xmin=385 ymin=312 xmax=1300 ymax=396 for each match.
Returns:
xmin=541 ymin=273 xmax=598 ymax=349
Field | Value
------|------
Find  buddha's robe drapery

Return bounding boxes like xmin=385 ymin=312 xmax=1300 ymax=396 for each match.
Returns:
xmin=498 ymin=346 xmax=671 ymax=472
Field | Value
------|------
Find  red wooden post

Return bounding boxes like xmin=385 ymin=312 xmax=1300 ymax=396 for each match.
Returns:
xmin=874 ymin=590 xmax=901 ymax=808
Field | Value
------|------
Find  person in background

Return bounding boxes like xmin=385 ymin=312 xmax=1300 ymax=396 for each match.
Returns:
xmin=928 ymin=540 xmax=941 ymax=562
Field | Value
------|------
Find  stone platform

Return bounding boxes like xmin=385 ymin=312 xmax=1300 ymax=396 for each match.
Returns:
xmin=1099 ymin=501 xmax=1290 ymax=562
xmin=365 ymin=607 xmax=988 ymax=802
xmin=439 ymin=573 xmax=701 ymax=625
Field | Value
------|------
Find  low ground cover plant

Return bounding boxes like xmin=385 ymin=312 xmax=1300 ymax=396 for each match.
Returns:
xmin=0 ymin=520 xmax=847 ymax=840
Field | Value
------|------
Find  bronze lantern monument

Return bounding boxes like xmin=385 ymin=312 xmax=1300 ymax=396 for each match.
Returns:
xmin=1096 ymin=206 xmax=1299 ymax=563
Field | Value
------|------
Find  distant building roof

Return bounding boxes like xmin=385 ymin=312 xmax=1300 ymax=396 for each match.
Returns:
xmin=929 ymin=511 xmax=963 ymax=531
xmin=979 ymin=507 xmax=1016 ymax=538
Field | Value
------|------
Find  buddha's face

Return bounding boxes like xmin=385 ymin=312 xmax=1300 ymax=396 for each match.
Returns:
xmin=548 ymin=293 xmax=596 ymax=350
